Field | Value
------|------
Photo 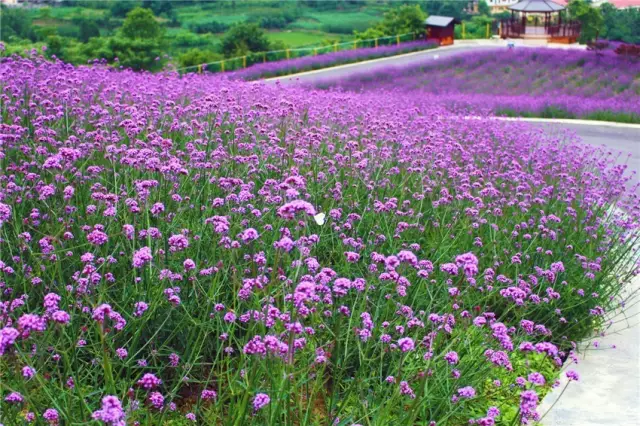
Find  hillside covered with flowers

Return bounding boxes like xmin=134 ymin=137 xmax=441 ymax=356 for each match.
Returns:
xmin=0 ymin=53 xmax=639 ymax=425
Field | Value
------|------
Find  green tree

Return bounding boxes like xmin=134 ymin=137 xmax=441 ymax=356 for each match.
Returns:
xmin=354 ymin=27 xmax=386 ymax=42
xmin=121 ymin=7 xmax=162 ymax=40
xmin=220 ymin=23 xmax=271 ymax=57
xmin=421 ymin=0 xmax=469 ymax=21
xmin=568 ymin=0 xmax=603 ymax=43
xmin=380 ymin=4 xmax=427 ymax=35
xmin=78 ymin=20 xmax=101 ymax=43
xmin=108 ymin=37 xmax=164 ymax=71
xmin=463 ymin=15 xmax=494 ymax=39
xmin=600 ymin=3 xmax=640 ymax=44
xmin=0 ymin=6 xmax=36 ymax=41
xmin=44 ymin=34 xmax=65 ymax=58
xmin=109 ymin=7 xmax=165 ymax=71
xmin=478 ymin=0 xmax=491 ymax=16
xmin=68 ymin=36 xmax=114 ymax=64
xmin=142 ymin=0 xmax=173 ymax=17
xmin=178 ymin=48 xmax=222 ymax=69
xmin=355 ymin=4 xmax=427 ymax=39
xmin=110 ymin=1 xmax=140 ymax=18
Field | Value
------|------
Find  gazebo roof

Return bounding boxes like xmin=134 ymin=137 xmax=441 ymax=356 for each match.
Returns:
xmin=509 ymin=0 xmax=566 ymax=12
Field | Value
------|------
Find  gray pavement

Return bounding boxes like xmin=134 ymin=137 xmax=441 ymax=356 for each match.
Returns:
xmin=268 ymin=45 xmax=640 ymax=426
xmin=269 ymin=44 xmax=496 ymax=85
xmin=538 ymin=276 xmax=640 ymax=426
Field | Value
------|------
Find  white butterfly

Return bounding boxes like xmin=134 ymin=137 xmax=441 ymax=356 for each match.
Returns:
xmin=313 ymin=213 xmax=326 ymax=226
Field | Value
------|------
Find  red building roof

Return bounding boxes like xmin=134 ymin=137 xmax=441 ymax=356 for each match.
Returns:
xmin=555 ymin=0 xmax=640 ymax=7
xmin=608 ymin=0 xmax=640 ymax=7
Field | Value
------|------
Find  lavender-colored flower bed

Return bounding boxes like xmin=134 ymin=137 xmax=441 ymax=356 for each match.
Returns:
xmin=229 ymin=40 xmax=437 ymax=81
xmin=320 ymin=48 xmax=640 ymax=123
xmin=0 ymin=54 xmax=639 ymax=425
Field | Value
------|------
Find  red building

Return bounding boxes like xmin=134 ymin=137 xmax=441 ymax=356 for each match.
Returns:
xmin=425 ymin=16 xmax=461 ymax=46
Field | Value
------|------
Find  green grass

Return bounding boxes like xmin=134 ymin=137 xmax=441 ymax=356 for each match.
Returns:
xmin=265 ymin=31 xmax=349 ymax=48
xmin=303 ymin=11 xmax=383 ymax=34
xmin=176 ymin=11 xmax=248 ymax=27
xmin=34 ymin=6 xmax=109 ymax=21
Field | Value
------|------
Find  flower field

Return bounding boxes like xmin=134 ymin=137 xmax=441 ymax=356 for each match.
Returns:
xmin=0 ymin=53 xmax=639 ymax=425
xmin=319 ymin=48 xmax=640 ymax=123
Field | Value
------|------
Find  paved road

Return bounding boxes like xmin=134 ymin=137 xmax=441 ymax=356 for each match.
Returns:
xmin=270 ymin=44 xmax=496 ymax=85
xmin=269 ymin=45 xmax=640 ymax=426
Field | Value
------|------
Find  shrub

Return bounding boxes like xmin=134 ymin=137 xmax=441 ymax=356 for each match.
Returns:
xmin=220 ymin=23 xmax=271 ymax=57
xmin=177 ymin=48 xmax=222 ymax=69
xmin=108 ymin=36 xmax=164 ymax=71
xmin=172 ymin=30 xmax=208 ymax=48
xmin=190 ymin=21 xmax=229 ymax=34
xmin=78 ymin=19 xmax=101 ymax=43
xmin=247 ymin=9 xmax=300 ymax=30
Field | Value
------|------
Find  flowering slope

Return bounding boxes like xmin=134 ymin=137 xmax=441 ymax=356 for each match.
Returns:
xmin=319 ymin=48 xmax=640 ymax=123
xmin=0 ymin=56 xmax=639 ymax=425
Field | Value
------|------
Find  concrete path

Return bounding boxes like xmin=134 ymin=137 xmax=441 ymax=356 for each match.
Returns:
xmin=264 ymin=44 xmax=640 ymax=425
xmin=268 ymin=39 xmax=585 ymax=86
xmin=538 ymin=277 xmax=640 ymax=426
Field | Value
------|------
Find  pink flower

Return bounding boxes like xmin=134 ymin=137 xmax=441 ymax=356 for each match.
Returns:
xmin=43 ymin=408 xmax=59 ymax=424
xmin=344 ymin=251 xmax=360 ymax=262
xmin=137 ymin=373 xmax=162 ymax=389
xmin=132 ymin=246 xmax=153 ymax=268
xmin=0 ymin=202 xmax=12 ymax=226
xmin=253 ymin=393 xmax=270 ymax=411
xmin=566 ymin=370 xmax=580 ymax=381
xmin=0 ymin=327 xmax=20 ymax=355
xmin=149 ymin=392 xmax=164 ymax=409
xmin=22 ymin=366 xmax=36 ymax=379
xmin=5 ymin=391 xmax=24 ymax=404
xmin=51 ymin=310 xmax=71 ymax=324
xmin=201 ymin=389 xmax=217 ymax=400
xmin=277 ymin=200 xmax=316 ymax=220
xmin=457 ymin=386 xmax=476 ymax=398
xmin=398 ymin=337 xmax=415 ymax=352
xmin=240 ymin=228 xmax=259 ymax=243
xmin=87 ymin=229 xmax=109 ymax=246
xmin=168 ymin=234 xmax=189 ymax=252
xmin=92 ymin=395 xmax=126 ymax=425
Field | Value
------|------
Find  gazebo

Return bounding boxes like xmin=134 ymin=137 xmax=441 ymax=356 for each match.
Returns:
xmin=501 ymin=0 xmax=580 ymax=43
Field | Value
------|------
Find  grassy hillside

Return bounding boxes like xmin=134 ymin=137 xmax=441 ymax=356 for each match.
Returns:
xmin=21 ymin=1 xmax=373 ymax=56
